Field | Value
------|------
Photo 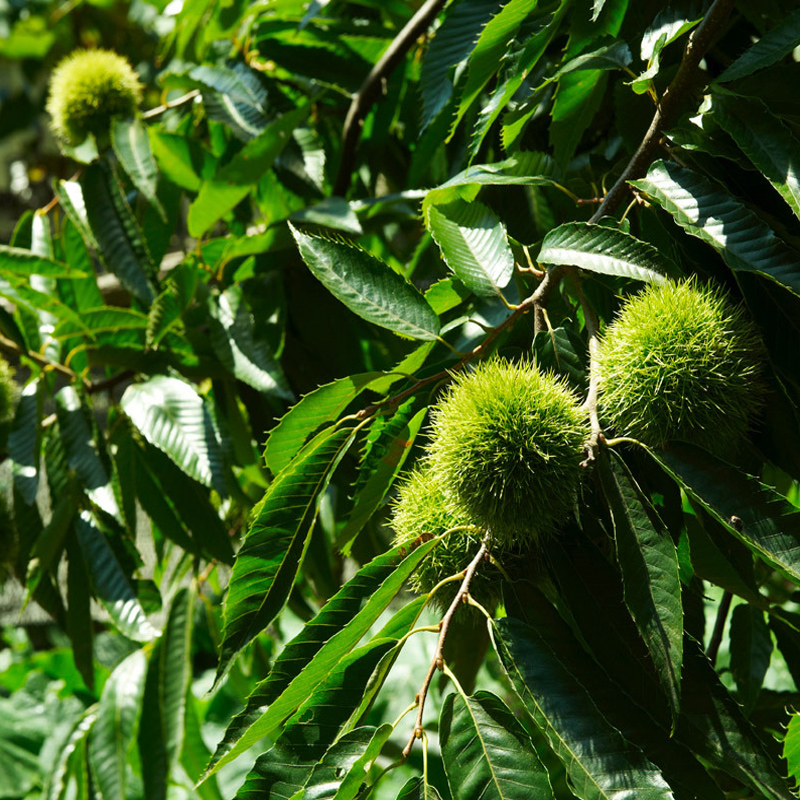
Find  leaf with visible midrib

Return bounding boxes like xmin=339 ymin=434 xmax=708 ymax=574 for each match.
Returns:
xmin=598 ymin=453 xmax=683 ymax=730
xmin=493 ymin=617 xmax=674 ymax=800
xmin=630 ymin=160 xmax=800 ymax=297
xmin=290 ymin=225 xmax=441 ymax=341
xmin=538 ymin=222 xmax=673 ymax=283
xmin=427 ymin=200 xmax=515 ymax=298
xmin=440 ymin=690 xmax=552 ymax=800
xmin=214 ymin=425 xmax=357 ymax=689
xmin=88 ymin=650 xmax=147 ymax=800
xmin=203 ymin=539 xmax=437 ymax=779
xmin=112 ymin=117 xmax=166 ymax=220
xmin=652 ymin=442 xmax=800 ymax=585
xmin=121 ymin=375 xmax=226 ymax=494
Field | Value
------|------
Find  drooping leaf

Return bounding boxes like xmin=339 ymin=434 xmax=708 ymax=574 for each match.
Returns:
xmin=290 ymin=226 xmax=441 ymax=341
xmin=598 ymin=453 xmax=683 ymax=729
xmin=215 ymin=425 xmax=357 ymax=687
xmin=653 ymin=442 xmax=800 ymax=586
xmin=0 ymin=245 xmax=83 ymax=279
xmin=265 ymin=372 xmax=382 ymax=476
xmin=55 ymin=386 xmax=120 ymax=520
xmin=706 ymin=91 xmax=800 ymax=221
xmin=80 ymin=160 xmax=157 ymax=305
xmin=630 ymin=160 xmax=800 ymax=297
xmin=729 ymin=603 xmax=773 ymax=715
xmin=396 ymin=778 xmax=445 ymax=800
xmin=7 ymin=380 xmax=42 ymax=505
xmin=88 ymin=649 xmax=147 ymax=800
xmin=450 ymin=0 xmax=539 ymax=137
xmin=138 ymin=588 xmax=193 ymax=800
xmin=440 ymin=690 xmax=552 ymax=800
xmin=65 ymin=535 xmax=94 ymax=691
xmin=288 ymin=724 xmax=393 ymax=800
xmin=336 ymin=406 xmax=427 ymax=555
xmin=74 ymin=511 xmax=159 ymax=642
xmin=188 ymin=106 xmax=309 ymax=237
xmin=532 ymin=326 xmax=587 ymax=391
xmin=120 ymin=375 xmax=226 ymax=494
xmin=718 ymin=8 xmax=800 ymax=83
xmin=538 ymin=222 xmax=673 ymax=283
xmin=427 ymin=199 xmax=515 ymax=298
xmin=419 ymin=0 xmax=500 ymax=131
xmin=208 ymin=285 xmax=293 ymax=400
xmin=493 ymin=616 xmax=674 ymax=800
xmin=204 ymin=539 xmax=437 ymax=779
xmin=43 ymin=707 xmax=97 ymax=800
xmin=678 ymin=638 xmax=793 ymax=800
xmin=111 ymin=116 xmax=166 ymax=220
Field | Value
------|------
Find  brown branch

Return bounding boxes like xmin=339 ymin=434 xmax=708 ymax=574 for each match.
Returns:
xmin=707 ymin=590 xmax=732 ymax=667
xmin=591 ymin=0 xmax=735 ymax=221
xmin=142 ymin=90 xmax=201 ymax=120
xmin=333 ymin=0 xmax=447 ymax=197
xmin=0 ymin=334 xmax=85 ymax=385
xmin=402 ymin=540 xmax=489 ymax=758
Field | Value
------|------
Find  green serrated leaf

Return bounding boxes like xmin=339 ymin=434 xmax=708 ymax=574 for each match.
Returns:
xmin=0 ymin=245 xmax=83 ymax=279
xmin=532 ymin=325 xmax=587 ymax=391
xmin=707 ymin=91 xmax=800 ymax=221
xmin=336 ymin=406 xmax=427 ymax=555
xmin=718 ymin=8 xmax=800 ymax=83
xmin=88 ymin=649 xmax=147 ymax=800
xmin=653 ymin=442 xmax=800 ymax=586
xmin=208 ymin=285 xmax=293 ymax=400
xmin=265 ymin=372 xmax=382 ymax=476
xmin=419 ymin=0 xmax=499 ymax=131
xmin=8 ymin=380 xmax=42 ymax=505
xmin=203 ymin=539 xmax=437 ymax=779
xmin=440 ymin=690 xmax=552 ymax=800
xmin=396 ymin=777 xmax=445 ymax=800
xmin=729 ymin=604 xmax=772 ymax=715
xmin=56 ymin=386 xmax=120 ymax=520
xmin=75 ymin=511 xmax=159 ymax=642
xmin=291 ymin=225 xmax=441 ymax=341
xmin=215 ymin=425 xmax=357 ymax=688
xmin=784 ymin=713 xmax=800 ymax=787
xmin=121 ymin=375 xmax=226 ymax=494
xmin=599 ymin=452 xmax=683 ymax=729
xmin=427 ymin=199 xmax=514 ymax=298
xmin=493 ymin=616 xmax=673 ymax=800
xmin=538 ymin=222 xmax=672 ymax=283
xmin=450 ymin=0 xmax=539 ymax=138
xmin=139 ymin=588 xmax=193 ymax=800
xmin=188 ymin=106 xmax=308 ymax=237
xmin=111 ymin=116 xmax=166 ymax=220
xmin=80 ymin=160 xmax=157 ymax=305
xmin=65 ymin=535 xmax=94 ymax=691
xmin=630 ymin=160 xmax=800 ymax=297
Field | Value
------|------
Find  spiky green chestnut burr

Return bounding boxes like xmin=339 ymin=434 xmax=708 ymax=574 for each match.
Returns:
xmin=595 ymin=278 xmax=766 ymax=455
xmin=46 ymin=49 xmax=143 ymax=145
xmin=391 ymin=466 xmax=503 ymax=610
xmin=427 ymin=359 xmax=588 ymax=545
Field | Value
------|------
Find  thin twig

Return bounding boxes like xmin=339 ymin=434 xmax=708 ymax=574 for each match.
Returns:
xmin=707 ymin=590 xmax=732 ymax=667
xmin=333 ymin=0 xmax=447 ymax=196
xmin=571 ymin=274 xmax=603 ymax=465
xmin=0 ymin=334 xmax=85 ymax=385
xmin=402 ymin=539 xmax=488 ymax=758
xmin=142 ymin=89 xmax=201 ymax=120
xmin=590 ymin=0 xmax=735 ymax=220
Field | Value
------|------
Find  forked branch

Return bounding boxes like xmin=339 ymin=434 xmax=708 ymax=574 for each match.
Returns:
xmin=402 ymin=539 xmax=489 ymax=758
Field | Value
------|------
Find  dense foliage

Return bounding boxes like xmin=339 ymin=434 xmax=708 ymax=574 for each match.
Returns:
xmin=2 ymin=0 xmax=800 ymax=798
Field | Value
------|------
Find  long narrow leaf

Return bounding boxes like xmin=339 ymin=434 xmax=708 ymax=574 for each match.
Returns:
xmin=599 ymin=453 xmax=683 ymax=728
xmin=493 ymin=617 xmax=673 ymax=800
xmin=204 ymin=539 xmax=437 ymax=779
xmin=630 ymin=160 xmax=800 ymax=297
xmin=291 ymin=226 xmax=441 ymax=341
xmin=440 ymin=690 xmax=552 ymax=799
xmin=215 ymin=425 xmax=357 ymax=687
